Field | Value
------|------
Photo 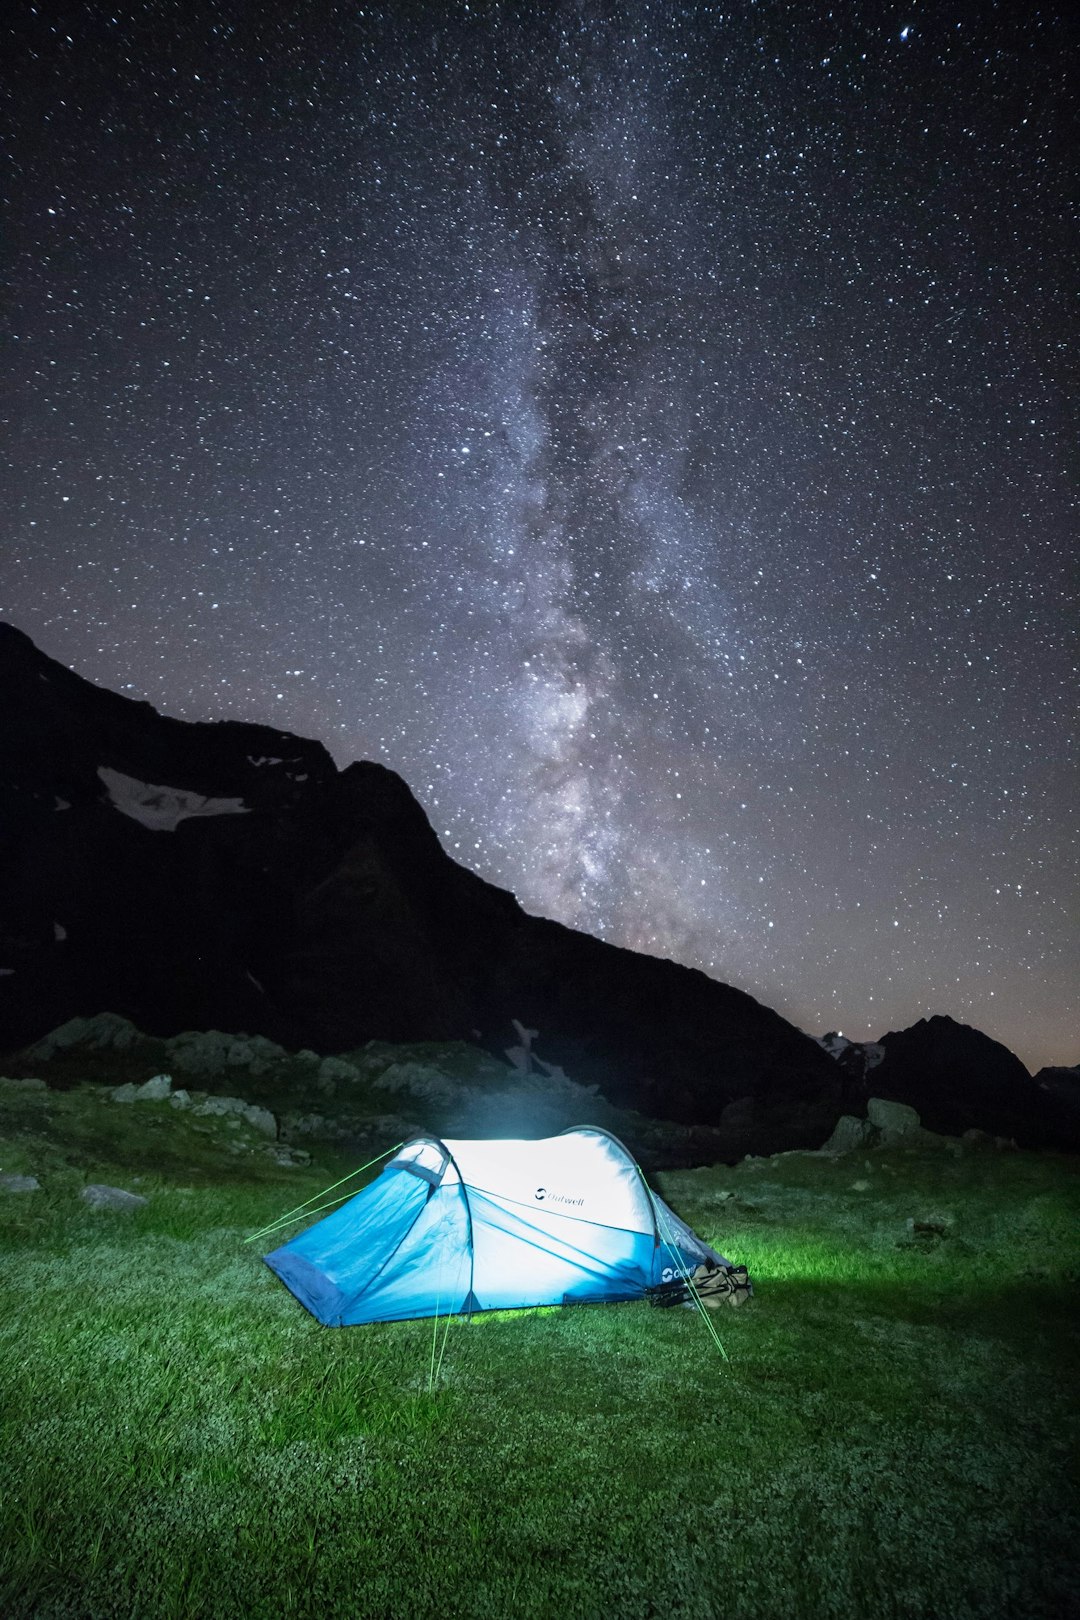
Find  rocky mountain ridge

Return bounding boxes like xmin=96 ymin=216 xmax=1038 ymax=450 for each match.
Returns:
xmin=1 ymin=622 xmax=1075 ymax=1153
xmin=0 ymin=622 xmax=840 ymax=1156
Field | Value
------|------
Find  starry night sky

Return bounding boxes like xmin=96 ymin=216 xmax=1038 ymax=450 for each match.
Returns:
xmin=3 ymin=1 xmax=1077 ymax=1071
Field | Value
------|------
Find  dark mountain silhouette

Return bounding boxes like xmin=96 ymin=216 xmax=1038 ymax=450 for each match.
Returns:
xmin=0 ymin=621 xmax=841 ymax=1154
xmin=3 ymin=623 xmax=1072 ymax=1153
xmin=816 ymin=1018 xmax=1077 ymax=1150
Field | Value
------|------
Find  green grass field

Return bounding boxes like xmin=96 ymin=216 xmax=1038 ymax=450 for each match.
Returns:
xmin=1 ymin=1078 xmax=1078 ymax=1619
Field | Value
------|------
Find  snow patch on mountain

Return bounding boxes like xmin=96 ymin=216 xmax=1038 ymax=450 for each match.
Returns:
xmin=97 ymin=766 xmax=250 ymax=831
xmin=816 ymin=1032 xmax=885 ymax=1070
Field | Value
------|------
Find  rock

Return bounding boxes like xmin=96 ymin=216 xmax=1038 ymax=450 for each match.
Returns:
xmin=376 ymin=1062 xmax=461 ymax=1107
xmin=26 ymin=1012 xmax=144 ymax=1062
xmin=963 ymin=1127 xmax=993 ymax=1146
xmin=822 ymin=1114 xmax=876 ymax=1153
xmin=169 ymin=1089 xmax=191 ymax=1108
xmin=81 ymin=1184 xmax=148 ymax=1211
xmin=263 ymin=1144 xmax=311 ymax=1167
xmin=0 ymin=1076 xmax=47 ymax=1091
xmin=193 ymin=1095 xmax=277 ymax=1137
xmin=317 ymin=1056 xmax=361 ymax=1086
xmin=164 ymin=1030 xmax=288 ymax=1078
xmin=850 ymin=1179 xmax=871 ymax=1192
xmin=25 ymin=1010 xmax=143 ymax=1062
xmin=285 ymin=1112 xmax=328 ymax=1136
xmin=135 ymin=1073 xmax=172 ymax=1101
xmin=867 ymin=1097 xmax=921 ymax=1135
xmin=244 ymin=1105 xmax=279 ymax=1138
xmin=112 ymin=1074 xmax=172 ymax=1102
xmin=1 ymin=1172 xmax=41 ymax=1192
xmin=225 ymin=1034 xmax=287 ymax=1073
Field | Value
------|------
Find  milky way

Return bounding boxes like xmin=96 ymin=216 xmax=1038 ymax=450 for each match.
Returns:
xmin=3 ymin=1 xmax=1077 ymax=1069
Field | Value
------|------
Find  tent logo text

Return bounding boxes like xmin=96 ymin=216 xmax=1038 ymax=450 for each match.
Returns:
xmin=534 ymin=1186 xmax=585 ymax=1207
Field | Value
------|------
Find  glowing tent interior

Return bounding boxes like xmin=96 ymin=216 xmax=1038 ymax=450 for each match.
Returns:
xmin=264 ymin=1127 xmax=730 ymax=1325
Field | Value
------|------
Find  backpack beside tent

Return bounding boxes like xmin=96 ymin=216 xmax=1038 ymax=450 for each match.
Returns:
xmin=264 ymin=1126 xmax=742 ymax=1325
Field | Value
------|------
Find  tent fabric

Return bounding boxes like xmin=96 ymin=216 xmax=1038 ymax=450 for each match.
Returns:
xmin=265 ymin=1126 xmax=729 ymax=1326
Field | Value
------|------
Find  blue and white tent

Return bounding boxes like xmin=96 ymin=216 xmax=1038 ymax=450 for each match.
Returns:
xmin=265 ymin=1127 xmax=728 ymax=1325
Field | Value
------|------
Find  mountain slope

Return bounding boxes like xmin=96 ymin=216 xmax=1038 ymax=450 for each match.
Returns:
xmin=0 ymin=622 xmax=840 ymax=1150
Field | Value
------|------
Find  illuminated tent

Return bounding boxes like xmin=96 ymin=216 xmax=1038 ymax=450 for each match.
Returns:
xmin=264 ymin=1127 xmax=727 ymax=1325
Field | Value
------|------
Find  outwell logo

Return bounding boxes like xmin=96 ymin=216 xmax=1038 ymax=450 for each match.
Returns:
xmin=534 ymin=1186 xmax=585 ymax=1208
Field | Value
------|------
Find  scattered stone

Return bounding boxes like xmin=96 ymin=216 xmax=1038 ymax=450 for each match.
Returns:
xmin=111 ymin=1074 xmax=173 ymax=1103
xmin=164 ymin=1030 xmax=288 ymax=1077
xmin=286 ymin=1112 xmax=328 ymax=1136
xmin=317 ymin=1056 xmax=361 ymax=1086
xmin=1 ymin=1173 xmax=41 ymax=1193
xmin=376 ymin=1062 xmax=460 ymax=1107
xmin=867 ymin=1097 xmax=921 ymax=1136
xmin=850 ymin=1180 xmax=871 ymax=1192
xmin=26 ymin=1012 xmax=144 ymax=1062
xmin=822 ymin=1115 xmax=876 ymax=1154
xmin=0 ymin=1076 xmax=47 ymax=1091
xmin=81 ymin=1184 xmax=148 ymax=1211
xmin=263 ymin=1144 xmax=311 ymax=1167
xmin=135 ymin=1073 xmax=172 ymax=1101
xmin=994 ymin=1136 xmax=1019 ymax=1152
xmin=963 ymin=1128 xmax=993 ymax=1147
xmin=193 ymin=1095 xmax=277 ymax=1137
xmin=225 ymin=1034 xmax=287 ymax=1073
xmin=169 ymin=1089 xmax=191 ymax=1109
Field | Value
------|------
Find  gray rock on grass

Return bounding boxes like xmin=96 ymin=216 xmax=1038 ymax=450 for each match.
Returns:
xmin=193 ymin=1095 xmax=277 ymax=1137
xmin=867 ymin=1097 xmax=921 ymax=1136
xmin=164 ymin=1030 xmax=287 ymax=1077
xmin=1 ymin=1173 xmax=41 ymax=1192
xmin=111 ymin=1073 xmax=173 ymax=1103
xmin=136 ymin=1073 xmax=172 ymax=1100
xmin=822 ymin=1115 xmax=877 ymax=1154
xmin=81 ymin=1184 xmax=148 ymax=1211
xmin=27 ymin=1012 xmax=143 ymax=1062
xmin=263 ymin=1144 xmax=311 ymax=1167
xmin=317 ymin=1056 xmax=361 ymax=1086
